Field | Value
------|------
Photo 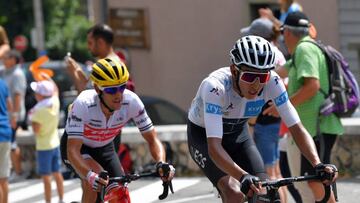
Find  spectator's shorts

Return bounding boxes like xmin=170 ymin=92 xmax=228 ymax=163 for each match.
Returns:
xmin=254 ymin=123 xmax=280 ymax=166
xmin=11 ymin=126 xmax=19 ymax=150
xmin=36 ymin=147 xmax=62 ymax=175
xmin=0 ymin=142 xmax=11 ymax=178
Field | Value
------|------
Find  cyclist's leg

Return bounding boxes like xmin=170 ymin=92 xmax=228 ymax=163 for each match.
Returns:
xmin=81 ymin=156 xmax=105 ymax=203
xmin=91 ymin=142 xmax=127 ymax=203
xmin=187 ymin=121 xmax=244 ymax=203
xmin=231 ymin=137 xmax=281 ymax=203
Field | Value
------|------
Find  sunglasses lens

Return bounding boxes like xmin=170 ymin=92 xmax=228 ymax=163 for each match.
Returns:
xmin=103 ymin=85 xmax=126 ymax=94
xmin=240 ymin=72 xmax=270 ymax=83
xmin=104 ymin=87 xmax=118 ymax=94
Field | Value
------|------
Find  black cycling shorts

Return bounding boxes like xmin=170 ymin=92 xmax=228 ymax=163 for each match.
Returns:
xmin=187 ymin=120 xmax=266 ymax=186
xmin=60 ymin=131 xmax=124 ymax=178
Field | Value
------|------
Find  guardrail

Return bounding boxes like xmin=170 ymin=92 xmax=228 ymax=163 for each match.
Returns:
xmin=16 ymin=118 xmax=360 ymax=144
xmin=16 ymin=118 xmax=360 ymax=177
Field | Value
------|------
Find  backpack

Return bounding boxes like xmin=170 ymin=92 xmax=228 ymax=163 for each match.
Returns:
xmin=294 ymin=40 xmax=360 ymax=118
xmin=118 ymin=144 xmax=133 ymax=173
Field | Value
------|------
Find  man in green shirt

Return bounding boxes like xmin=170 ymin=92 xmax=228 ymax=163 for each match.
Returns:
xmin=266 ymin=11 xmax=342 ymax=203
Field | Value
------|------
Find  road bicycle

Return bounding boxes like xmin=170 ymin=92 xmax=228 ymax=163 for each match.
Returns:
xmin=95 ymin=170 xmax=174 ymax=203
xmin=249 ymin=174 xmax=338 ymax=203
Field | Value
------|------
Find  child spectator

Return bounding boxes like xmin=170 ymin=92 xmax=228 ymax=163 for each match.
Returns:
xmin=28 ymin=76 xmax=64 ymax=203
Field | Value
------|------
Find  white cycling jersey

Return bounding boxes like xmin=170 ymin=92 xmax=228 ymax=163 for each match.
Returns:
xmin=188 ymin=67 xmax=300 ymax=139
xmin=65 ymin=89 xmax=153 ymax=148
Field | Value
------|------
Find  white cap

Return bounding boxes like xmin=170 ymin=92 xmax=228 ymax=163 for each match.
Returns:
xmin=30 ymin=80 xmax=55 ymax=97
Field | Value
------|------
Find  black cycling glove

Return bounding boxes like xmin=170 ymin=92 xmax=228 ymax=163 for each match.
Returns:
xmin=239 ymin=174 xmax=260 ymax=196
xmin=156 ymin=162 xmax=175 ymax=179
xmin=314 ymin=163 xmax=338 ymax=181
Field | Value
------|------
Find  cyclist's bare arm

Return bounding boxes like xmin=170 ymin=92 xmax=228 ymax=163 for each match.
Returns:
xmin=66 ymin=57 xmax=88 ymax=93
xmin=142 ymin=128 xmax=166 ymax=162
xmin=288 ymin=123 xmax=321 ymax=167
xmin=207 ymin=137 xmax=247 ymax=180
xmin=67 ymin=138 xmax=93 ymax=178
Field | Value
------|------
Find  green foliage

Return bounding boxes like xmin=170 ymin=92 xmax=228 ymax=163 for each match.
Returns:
xmin=0 ymin=0 xmax=92 ymax=62
xmin=43 ymin=0 xmax=92 ymax=62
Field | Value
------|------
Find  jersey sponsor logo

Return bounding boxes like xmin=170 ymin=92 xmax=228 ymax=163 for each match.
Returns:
xmin=89 ymin=122 xmax=102 ymax=127
xmin=90 ymin=119 xmax=101 ymax=123
xmin=244 ymin=100 xmax=265 ymax=116
xmin=210 ymin=87 xmax=220 ymax=96
xmin=135 ymin=117 xmax=149 ymax=126
xmin=190 ymin=146 xmax=207 ymax=168
xmin=116 ymin=117 xmax=124 ymax=122
xmin=226 ymin=102 xmax=234 ymax=110
xmin=88 ymin=103 xmax=97 ymax=108
xmin=274 ymin=75 xmax=279 ymax=85
xmin=70 ymin=114 xmax=82 ymax=122
xmin=274 ymin=91 xmax=288 ymax=106
xmin=205 ymin=103 xmax=222 ymax=115
xmin=83 ymin=124 xmax=123 ymax=142
xmin=137 ymin=108 xmax=145 ymax=116
xmin=67 ymin=124 xmax=81 ymax=128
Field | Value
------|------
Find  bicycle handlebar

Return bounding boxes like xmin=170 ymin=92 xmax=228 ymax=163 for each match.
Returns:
xmin=98 ymin=171 xmax=174 ymax=202
xmin=255 ymin=174 xmax=338 ymax=202
xmin=259 ymin=174 xmax=319 ymax=188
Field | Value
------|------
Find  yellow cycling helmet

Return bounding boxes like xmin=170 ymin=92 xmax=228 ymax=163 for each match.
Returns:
xmin=90 ymin=58 xmax=129 ymax=87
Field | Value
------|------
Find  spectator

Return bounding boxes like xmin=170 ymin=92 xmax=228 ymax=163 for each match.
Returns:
xmin=240 ymin=17 xmax=288 ymax=202
xmin=259 ymin=0 xmax=303 ymax=28
xmin=28 ymin=76 xmax=64 ymax=203
xmin=258 ymin=0 xmax=319 ymax=59
xmin=0 ymin=78 xmax=14 ymax=203
xmin=265 ymin=11 xmax=343 ymax=202
xmin=65 ymin=24 xmax=135 ymax=156
xmin=0 ymin=26 xmax=10 ymax=60
xmin=1 ymin=49 xmax=27 ymax=182
xmin=66 ymin=24 xmax=134 ymax=93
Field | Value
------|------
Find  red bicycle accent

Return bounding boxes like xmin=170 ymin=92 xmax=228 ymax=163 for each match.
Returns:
xmin=96 ymin=171 xmax=173 ymax=203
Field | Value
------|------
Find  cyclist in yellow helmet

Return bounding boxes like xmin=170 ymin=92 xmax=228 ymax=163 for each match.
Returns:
xmin=61 ymin=58 xmax=175 ymax=203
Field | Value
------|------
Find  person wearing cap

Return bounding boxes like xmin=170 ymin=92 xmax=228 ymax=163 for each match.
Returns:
xmin=28 ymin=76 xmax=64 ymax=203
xmin=264 ymin=11 xmax=342 ymax=203
xmin=1 ymin=49 xmax=27 ymax=182
xmin=241 ymin=17 xmax=289 ymax=203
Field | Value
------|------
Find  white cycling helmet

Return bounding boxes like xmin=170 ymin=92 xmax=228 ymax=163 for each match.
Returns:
xmin=230 ymin=35 xmax=276 ymax=70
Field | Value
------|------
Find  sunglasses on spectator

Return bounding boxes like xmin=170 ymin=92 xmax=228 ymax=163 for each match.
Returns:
xmin=99 ymin=84 xmax=126 ymax=94
xmin=239 ymin=71 xmax=270 ymax=84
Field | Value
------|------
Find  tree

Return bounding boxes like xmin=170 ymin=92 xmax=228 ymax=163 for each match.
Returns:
xmin=0 ymin=0 xmax=92 ymax=62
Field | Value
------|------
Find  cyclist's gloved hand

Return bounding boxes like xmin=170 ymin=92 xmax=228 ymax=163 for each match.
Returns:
xmin=239 ymin=174 xmax=260 ymax=197
xmin=156 ymin=162 xmax=175 ymax=182
xmin=314 ymin=163 xmax=338 ymax=184
xmin=86 ymin=170 xmax=108 ymax=191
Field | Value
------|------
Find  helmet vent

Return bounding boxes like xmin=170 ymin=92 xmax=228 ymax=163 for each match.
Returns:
xmin=96 ymin=61 xmax=113 ymax=79
xmin=92 ymin=71 xmax=105 ymax=81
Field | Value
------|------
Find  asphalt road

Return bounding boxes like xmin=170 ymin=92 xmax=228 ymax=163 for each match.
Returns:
xmin=9 ymin=176 xmax=360 ymax=203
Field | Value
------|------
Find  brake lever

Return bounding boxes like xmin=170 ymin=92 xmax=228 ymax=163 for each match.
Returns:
xmin=332 ymin=182 xmax=338 ymax=202
xmin=98 ymin=171 xmax=109 ymax=202
xmin=158 ymin=181 xmax=169 ymax=200
xmin=169 ymin=181 xmax=174 ymax=194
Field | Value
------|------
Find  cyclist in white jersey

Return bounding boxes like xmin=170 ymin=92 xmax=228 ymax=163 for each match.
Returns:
xmin=61 ymin=58 xmax=175 ymax=203
xmin=187 ymin=35 xmax=337 ymax=203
